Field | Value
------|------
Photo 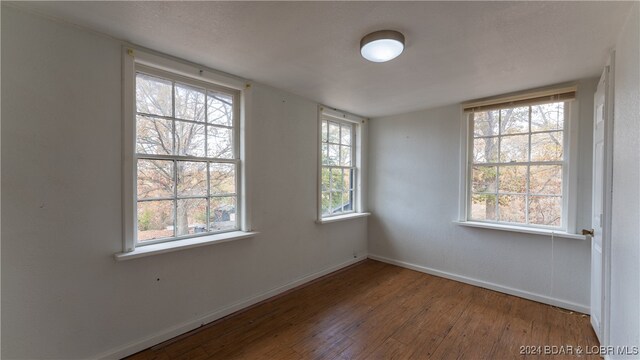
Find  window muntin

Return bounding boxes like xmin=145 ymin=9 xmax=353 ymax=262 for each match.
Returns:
xmin=469 ymin=102 xmax=566 ymax=228
xmin=320 ymin=118 xmax=356 ymax=217
xmin=135 ymin=67 xmax=240 ymax=245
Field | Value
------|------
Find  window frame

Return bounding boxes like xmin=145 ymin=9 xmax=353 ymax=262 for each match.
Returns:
xmin=122 ymin=46 xmax=252 ymax=253
xmin=459 ymin=89 xmax=579 ymax=233
xmin=317 ymin=107 xmax=367 ymax=221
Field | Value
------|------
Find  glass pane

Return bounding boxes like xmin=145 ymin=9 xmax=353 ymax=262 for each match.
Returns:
xmin=321 ymin=144 xmax=328 ymax=165
xmin=136 ymin=73 xmax=172 ymax=117
xmin=176 ymin=161 xmax=207 ymax=196
xmin=137 ymin=159 xmax=174 ymax=199
xmin=328 ymin=122 xmax=340 ymax=143
xmin=340 ymin=146 xmax=352 ymax=166
xmin=529 ymin=196 xmax=562 ymax=226
xmin=473 ymin=137 xmax=498 ymax=163
xmin=343 ymin=169 xmax=353 ymax=191
xmin=210 ymin=196 xmax=237 ymax=232
xmin=530 ymin=165 xmax=562 ymax=195
xmin=473 ymin=110 xmax=499 ymax=137
xmin=208 ymin=126 xmax=234 ymax=159
xmin=498 ymin=165 xmax=527 ymax=194
xmin=137 ymin=200 xmax=174 ymax=242
xmin=342 ymin=191 xmax=353 ymax=212
xmin=341 ymin=125 xmax=352 ymax=145
xmin=470 ymin=194 xmax=496 ymax=221
xmin=531 ymin=102 xmax=564 ymax=132
xmin=531 ymin=131 xmax=563 ymax=161
xmin=207 ymin=91 xmax=234 ymax=127
xmin=498 ymin=195 xmax=526 ymax=224
xmin=175 ymin=83 xmax=205 ymax=122
xmin=136 ymin=115 xmax=173 ymax=155
xmin=321 ymin=121 xmax=328 ymax=143
xmin=321 ymin=167 xmax=331 ymax=192
xmin=321 ymin=192 xmax=330 ymax=215
xmin=500 ymin=106 xmax=529 ymax=135
xmin=210 ymin=163 xmax=236 ymax=195
xmin=500 ymin=134 xmax=528 ymax=162
xmin=328 ymin=144 xmax=339 ymax=165
xmin=472 ymin=166 xmax=497 ymax=193
xmin=175 ymin=121 xmax=205 ymax=157
xmin=331 ymin=168 xmax=343 ymax=191
xmin=176 ymin=198 xmax=208 ymax=236
xmin=330 ymin=191 xmax=342 ymax=214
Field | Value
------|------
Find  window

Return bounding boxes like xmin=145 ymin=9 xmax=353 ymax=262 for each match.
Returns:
xmin=123 ymin=50 xmax=245 ymax=249
xmin=318 ymin=108 xmax=365 ymax=219
xmin=464 ymin=87 xmax=576 ymax=230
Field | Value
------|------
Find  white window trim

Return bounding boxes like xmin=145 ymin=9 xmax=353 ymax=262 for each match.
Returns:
xmin=118 ymin=45 xmax=255 ymax=258
xmin=317 ymin=106 xmax=369 ymax=222
xmin=457 ymin=87 xmax=581 ymax=236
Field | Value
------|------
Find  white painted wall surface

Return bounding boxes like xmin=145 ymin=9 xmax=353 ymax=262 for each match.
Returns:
xmin=610 ymin=4 xmax=640 ymax=357
xmin=0 ymin=7 xmax=367 ymax=359
xmin=368 ymin=78 xmax=598 ymax=312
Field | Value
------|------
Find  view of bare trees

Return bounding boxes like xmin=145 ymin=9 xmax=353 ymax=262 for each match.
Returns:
xmin=135 ymin=72 xmax=238 ymax=242
xmin=471 ymin=102 xmax=564 ymax=227
xmin=321 ymin=120 xmax=355 ymax=216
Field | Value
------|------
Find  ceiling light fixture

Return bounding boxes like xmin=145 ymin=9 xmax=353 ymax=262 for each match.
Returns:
xmin=360 ymin=30 xmax=405 ymax=63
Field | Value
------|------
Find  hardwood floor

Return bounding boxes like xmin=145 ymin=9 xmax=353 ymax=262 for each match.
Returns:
xmin=127 ymin=260 xmax=599 ymax=360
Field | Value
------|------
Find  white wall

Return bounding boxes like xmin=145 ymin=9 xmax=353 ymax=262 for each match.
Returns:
xmin=368 ymin=78 xmax=598 ymax=312
xmin=0 ymin=6 xmax=367 ymax=359
xmin=610 ymin=3 xmax=640 ymax=357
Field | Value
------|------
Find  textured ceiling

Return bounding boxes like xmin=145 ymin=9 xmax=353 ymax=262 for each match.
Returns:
xmin=11 ymin=1 xmax=632 ymax=117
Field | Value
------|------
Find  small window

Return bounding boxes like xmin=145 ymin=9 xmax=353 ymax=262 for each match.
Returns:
xmin=319 ymin=108 xmax=365 ymax=219
xmin=467 ymin=100 xmax=569 ymax=228
xmin=133 ymin=66 xmax=240 ymax=245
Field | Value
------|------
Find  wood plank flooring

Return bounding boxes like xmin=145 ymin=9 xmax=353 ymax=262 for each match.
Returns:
xmin=126 ymin=260 xmax=599 ymax=360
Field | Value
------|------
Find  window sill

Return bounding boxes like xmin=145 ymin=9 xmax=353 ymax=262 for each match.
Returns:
xmin=316 ymin=212 xmax=371 ymax=224
xmin=114 ymin=231 xmax=259 ymax=261
xmin=454 ymin=221 xmax=586 ymax=240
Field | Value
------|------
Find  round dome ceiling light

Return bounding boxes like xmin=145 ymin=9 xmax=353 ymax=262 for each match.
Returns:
xmin=360 ymin=30 xmax=405 ymax=63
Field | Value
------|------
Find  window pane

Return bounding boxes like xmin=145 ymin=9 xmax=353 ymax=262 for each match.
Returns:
xmin=321 ymin=167 xmax=331 ymax=192
xmin=500 ymin=106 xmax=529 ymax=135
xmin=177 ymin=161 xmax=207 ymax=196
xmin=136 ymin=73 xmax=172 ymax=117
xmin=210 ymin=163 xmax=236 ymax=195
xmin=321 ymin=144 xmax=329 ymax=165
xmin=343 ymin=169 xmax=353 ymax=191
xmin=340 ymin=146 xmax=352 ymax=166
xmin=321 ymin=192 xmax=330 ymax=215
xmin=341 ymin=125 xmax=352 ymax=145
xmin=471 ymin=194 xmax=496 ymax=221
xmin=530 ymin=165 xmax=562 ymax=195
xmin=176 ymin=198 xmax=208 ymax=236
xmin=321 ymin=121 xmax=328 ymax=143
xmin=343 ymin=191 xmax=353 ymax=212
xmin=500 ymin=134 xmax=528 ymax=162
xmin=330 ymin=191 xmax=342 ymax=214
xmin=207 ymin=126 xmax=233 ymax=159
xmin=531 ymin=102 xmax=563 ymax=132
xmin=531 ymin=131 xmax=563 ymax=161
xmin=498 ymin=165 xmax=527 ymax=194
xmin=207 ymin=91 xmax=234 ymax=126
xmin=472 ymin=166 xmax=497 ymax=193
xmin=529 ymin=196 xmax=562 ymax=226
xmin=473 ymin=110 xmax=500 ymax=137
xmin=175 ymin=83 xmax=205 ymax=122
xmin=136 ymin=115 xmax=173 ymax=155
xmin=328 ymin=122 xmax=340 ymax=143
xmin=328 ymin=144 xmax=339 ymax=165
xmin=175 ymin=121 xmax=205 ymax=157
xmin=498 ymin=195 xmax=526 ymax=223
xmin=210 ymin=196 xmax=237 ymax=232
xmin=137 ymin=200 xmax=174 ymax=242
xmin=137 ymin=159 xmax=174 ymax=199
xmin=331 ymin=168 xmax=343 ymax=191
xmin=473 ymin=137 xmax=498 ymax=163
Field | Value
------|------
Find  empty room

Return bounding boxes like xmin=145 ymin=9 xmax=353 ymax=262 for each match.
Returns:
xmin=2 ymin=1 xmax=639 ymax=359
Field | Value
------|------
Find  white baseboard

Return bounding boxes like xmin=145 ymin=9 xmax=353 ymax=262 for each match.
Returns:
xmin=367 ymin=254 xmax=589 ymax=314
xmin=94 ymin=255 xmax=367 ymax=359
